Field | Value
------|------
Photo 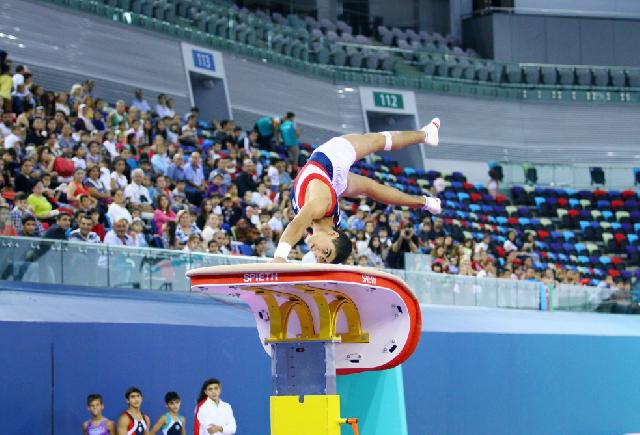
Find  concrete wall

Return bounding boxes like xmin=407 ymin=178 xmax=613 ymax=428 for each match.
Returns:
xmin=463 ymin=12 xmax=640 ymax=65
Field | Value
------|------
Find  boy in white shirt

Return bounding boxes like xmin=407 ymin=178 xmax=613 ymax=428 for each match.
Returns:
xmin=194 ymin=378 xmax=236 ymax=435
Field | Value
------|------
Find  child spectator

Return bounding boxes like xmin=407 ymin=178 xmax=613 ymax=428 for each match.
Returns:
xmin=82 ymin=393 xmax=115 ymax=435
xmin=149 ymin=391 xmax=186 ymax=435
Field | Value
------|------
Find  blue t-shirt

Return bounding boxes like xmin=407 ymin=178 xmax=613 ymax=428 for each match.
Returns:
xmin=280 ymin=120 xmax=298 ymax=147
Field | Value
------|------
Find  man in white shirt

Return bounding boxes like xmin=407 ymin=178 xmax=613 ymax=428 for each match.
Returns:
xmin=103 ymin=218 xmax=133 ymax=246
xmin=0 ymin=112 xmax=13 ymax=138
xmin=130 ymin=88 xmax=151 ymax=113
xmin=194 ymin=379 xmax=236 ymax=435
xmin=124 ymin=169 xmax=153 ymax=212
xmin=3 ymin=125 xmax=24 ymax=149
xmin=154 ymin=93 xmax=172 ymax=118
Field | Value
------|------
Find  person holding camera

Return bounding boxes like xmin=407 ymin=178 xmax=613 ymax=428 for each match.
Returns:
xmin=386 ymin=225 xmax=420 ymax=269
xmin=124 ymin=168 xmax=153 ymax=212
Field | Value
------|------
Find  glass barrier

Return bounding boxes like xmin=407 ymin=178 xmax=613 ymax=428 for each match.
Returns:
xmin=501 ymin=161 xmax=638 ymax=190
xmin=0 ymin=236 xmax=631 ymax=313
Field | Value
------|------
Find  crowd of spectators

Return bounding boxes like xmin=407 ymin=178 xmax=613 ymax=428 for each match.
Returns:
xmin=0 ymin=54 xmax=631 ymax=293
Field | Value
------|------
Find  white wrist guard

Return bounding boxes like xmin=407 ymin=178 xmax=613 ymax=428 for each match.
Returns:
xmin=380 ymin=131 xmax=394 ymax=151
xmin=274 ymin=242 xmax=292 ymax=260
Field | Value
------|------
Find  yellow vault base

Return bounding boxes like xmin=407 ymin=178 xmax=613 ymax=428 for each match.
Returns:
xmin=271 ymin=395 xmax=351 ymax=435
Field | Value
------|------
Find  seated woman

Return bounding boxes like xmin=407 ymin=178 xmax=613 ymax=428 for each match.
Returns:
xmin=153 ymin=194 xmax=176 ymax=235
xmin=66 ymin=168 xmax=91 ymax=208
xmin=27 ymin=180 xmax=58 ymax=221
xmin=175 ymin=209 xmax=201 ymax=246
xmin=84 ymin=165 xmax=111 ymax=208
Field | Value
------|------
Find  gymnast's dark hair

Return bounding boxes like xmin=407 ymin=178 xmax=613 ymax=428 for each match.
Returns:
xmin=332 ymin=229 xmax=352 ymax=264
xmin=197 ymin=378 xmax=221 ymax=403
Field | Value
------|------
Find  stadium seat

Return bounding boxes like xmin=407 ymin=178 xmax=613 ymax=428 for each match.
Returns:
xmin=610 ymin=69 xmax=626 ymax=87
xmin=505 ymin=64 xmax=522 ymax=84
xmin=576 ymin=68 xmax=592 ymax=86
xmin=541 ymin=66 xmax=558 ymax=85
xmin=557 ymin=67 xmax=575 ymax=85
xmin=627 ymin=69 xmax=640 ymax=87
xmin=592 ymin=68 xmax=609 ymax=87
xmin=522 ymin=66 xmax=540 ymax=85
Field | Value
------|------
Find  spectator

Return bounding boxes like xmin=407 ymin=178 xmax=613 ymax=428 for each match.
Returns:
xmin=233 ymin=218 xmax=259 ymax=244
xmin=27 ymin=180 xmax=56 ymax=220
xmin=128 ymin=217 xmax=148 ymax=247
xmin=150 ymin=137 xmax=170 ymax=175
xmin=11 ymin=192 xmax=44 ymax=236
xmin=130 ymin=88 xmax=151 ymax=114
xmin=386 ymin=226 xmax=419 ymax=269
xmin=124 ymin=168 xmax=152 ymax=212
xmin=69 ymin=83 xmax=84 ymax=107
xmin=0 ymin=111 xmax=14 ymax=139
xmin=153 ymin=194 xmax=176 ymax=235
xmin=26 ymin=117 xmax=46 ymax=146
xmin=503 ymin=230 xmax=520 ymax=253
xmin=43 ymin=210 xmax=72 ymax=240
xmin=201 ymin=214 xmax=222 ymax=245
xmin=183 ymin=233 xmax=204 ymax=252
xmin=107 ymin=100 xmax=128 ymax=129
xmin=19 ymin=215 xmax=39 ymax=237
xmin=110 ymin=157 xmax=129 ymax=191
xmin=179 ymin=114 xmax=197 ymax=147
xmin=58 ymin=123 xmax=76 ymax=150
xmin=4 ymin=124 xmax=24 ymax=150
xmin=166 ymin=153 xmax=185 ymax=183
xmin=104 ymin=218 xmax=133 ymax=247
xmin=184 ymin=152 xmax=206 ymax=205
xmin=55 ymin=92 xmax=70 ymax=116
xmin=220 ymin=194 xmax=242 ymax=227
xmin=107 ymin=189 xmax=132 ymax=225
xmin=154 ymin=93 xmax=171 ymax=118
xmin=175 ymin=209 xmax=201 ymax=246
xmin=194 ymin=378 xmax=236 ymax=435
xmin=236 ymin=159 xmax=258 ymax=198
xmin=66 ymin=168 xmax=90 ymax=208
xmin=0 ymin=63 xmax=12 ymax=113
xmin=84 ymin=164 xmax=110 ymax=204
xmin=279 ymin=112 xmax=299 ymax=166
xmin=68 ymin=214 xmax=100 ymax=243
xmin=0 ymin=201 xmax=15 ymax=235
xmin=75 ymin=103 xmax=95 ymax=133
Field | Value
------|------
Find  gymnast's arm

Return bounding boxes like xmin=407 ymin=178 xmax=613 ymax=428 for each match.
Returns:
xmin=273 ymin=185 xmax=330 ymax=262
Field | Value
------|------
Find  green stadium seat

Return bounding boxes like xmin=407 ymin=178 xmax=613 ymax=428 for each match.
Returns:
xmin=522 ymin=66 xmax=540 ymax=85
xmin=627 ymin=69 xmax=640 ymax=87
xmin=575 ymin=68 xmax=592 ymax=86
xmin=505 ymin=64 xmax=522 ymax=84
xmin=557 ymin=67 xmax=575 ymax=86
xmin=610 ymin=69 xmax=626 ymax=87
xmin=592 ymin=68 xmax=609 ymax=87
xmin=541 ymin=66 xmax=558 ymax=85
xmin=348 ymin=51 xmax=363 ymax=68
xmin=488 ymin=64 xmax=503 ymax=83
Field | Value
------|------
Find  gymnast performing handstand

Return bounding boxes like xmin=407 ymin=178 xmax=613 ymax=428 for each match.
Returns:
xmin=272 ymin=117 xmax=443 ymax=264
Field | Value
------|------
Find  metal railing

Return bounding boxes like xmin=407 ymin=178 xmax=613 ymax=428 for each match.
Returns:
xmin=0 ymin=236 xmax=628 ymax=313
